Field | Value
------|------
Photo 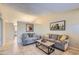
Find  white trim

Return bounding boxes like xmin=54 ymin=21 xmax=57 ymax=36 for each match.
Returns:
xmin=69 ymin=46 xmax=79 ymax=51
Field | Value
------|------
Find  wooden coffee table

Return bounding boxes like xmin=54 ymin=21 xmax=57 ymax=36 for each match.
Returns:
xmin=36 ymin=40 xmax=55 ymax=55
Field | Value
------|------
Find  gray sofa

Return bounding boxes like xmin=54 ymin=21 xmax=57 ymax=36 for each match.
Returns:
xmin=48 ymin=34 xmax=69 ymax=51
xmin=21 ymin=33 xmax=40 ymax=46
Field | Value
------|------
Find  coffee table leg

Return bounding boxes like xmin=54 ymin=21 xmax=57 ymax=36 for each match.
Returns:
xmin=48 ymin=47 xmax=54 ymax=55
xmin=36 ymin=42 xmax=40 ymax=47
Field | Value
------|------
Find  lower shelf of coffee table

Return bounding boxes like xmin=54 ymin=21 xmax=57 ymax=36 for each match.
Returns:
xmin=36 ymin=42 xmax=55 ymax=55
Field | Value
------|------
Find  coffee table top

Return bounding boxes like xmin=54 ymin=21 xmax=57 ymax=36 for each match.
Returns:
xmin=36 ymin=40 xmax=55 ymax=47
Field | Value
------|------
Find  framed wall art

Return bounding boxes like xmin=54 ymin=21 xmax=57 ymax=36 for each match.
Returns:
xmin=26 ymin=24 xmax=34 ymax=32
xmin=50 ymin=20 xmax=65 ymax=31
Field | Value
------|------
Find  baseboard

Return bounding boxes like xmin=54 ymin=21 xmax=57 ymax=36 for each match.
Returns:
xmin=69 ymin=46 xmax=79 ymax=51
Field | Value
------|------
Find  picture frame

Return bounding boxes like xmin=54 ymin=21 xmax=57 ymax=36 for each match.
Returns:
xmin=26 ymin=24 xmax=34 ymax=32
xmin=50 ymin=20 xmax=65 ymax=31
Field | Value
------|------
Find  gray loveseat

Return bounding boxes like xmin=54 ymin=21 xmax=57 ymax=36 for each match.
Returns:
xmin=21 ymin=33 xmax=40 ymax=46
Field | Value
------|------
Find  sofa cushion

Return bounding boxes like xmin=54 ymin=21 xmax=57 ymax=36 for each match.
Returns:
xmin=49 ymin=34 xmax=58 ymax=41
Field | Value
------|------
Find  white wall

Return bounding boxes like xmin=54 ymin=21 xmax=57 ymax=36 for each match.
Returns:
xmin=0 ymin=17 xmax=3 ymax=47
xmin=17 ymin=22 xmax=28 ymax=44
xmin=5 ymin=23 xmax=14 ymax=40
xmin=2 ymin=22 xmax=15 ymax=47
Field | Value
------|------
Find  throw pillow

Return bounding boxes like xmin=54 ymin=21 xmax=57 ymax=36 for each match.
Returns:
xmin=59 ymin=35 xmax=67 ymax=41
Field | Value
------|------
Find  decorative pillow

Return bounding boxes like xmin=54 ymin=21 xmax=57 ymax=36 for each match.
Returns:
xmin=27 ymin=33 xmax=34 ymax=37
xmin=59 ymin=35 xmax=67 ymax=41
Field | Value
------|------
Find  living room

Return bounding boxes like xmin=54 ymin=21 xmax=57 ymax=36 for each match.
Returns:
xmin=0 ymin=3 xmax=79 ymax=55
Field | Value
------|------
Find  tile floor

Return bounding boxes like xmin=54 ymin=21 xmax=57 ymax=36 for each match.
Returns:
xmin=0 ymin=39 xmax=79 ymax=55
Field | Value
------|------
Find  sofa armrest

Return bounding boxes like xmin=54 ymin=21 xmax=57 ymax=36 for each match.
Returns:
xmin=47 ymin=39 xmax=55 ymax=42
xmin=64 ymin=39 xmax=69 ymax=43
xmin=55 ymin=40 xmax=68 ymax=45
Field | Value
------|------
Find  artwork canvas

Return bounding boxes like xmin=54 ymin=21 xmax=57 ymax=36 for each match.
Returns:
xmin=50 ymin=20 xmax=65 ymax=30
xmin=26 ymin=24 xmax=34 ymax=32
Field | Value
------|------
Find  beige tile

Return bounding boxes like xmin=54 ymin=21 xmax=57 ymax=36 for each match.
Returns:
xmin=0 ymin=39 xmax=79 ymax=55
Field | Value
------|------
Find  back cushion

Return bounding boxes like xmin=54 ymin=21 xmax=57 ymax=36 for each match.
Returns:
xmin=49 ymin=34 xmax=58 ymax=40
xmin=27 ymin=33 xmax=35 ymax=37
xmin=22 ymin=33 xmax=27 ymax=39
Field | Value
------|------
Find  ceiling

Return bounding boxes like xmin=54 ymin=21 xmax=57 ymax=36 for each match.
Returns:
xmin=1 ymin=3 xmax=79 ymax=24
xmin=4 ymin=3 xmax=79 ymax=15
